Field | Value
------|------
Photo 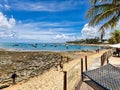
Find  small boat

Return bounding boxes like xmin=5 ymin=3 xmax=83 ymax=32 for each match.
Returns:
xmin=66 ymin=44 xmax=68 ymax=49
xmin=12 ymin=44 xmax=19 ymax=47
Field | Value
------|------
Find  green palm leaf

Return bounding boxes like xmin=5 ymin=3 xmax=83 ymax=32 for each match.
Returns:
xmin=87 ymin=0 xmax=120 ymax=41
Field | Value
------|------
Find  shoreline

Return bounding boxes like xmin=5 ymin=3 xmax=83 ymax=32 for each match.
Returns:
xmin=80 ymin=43 xmax=110 ymax=47
xmin=66 ymin=43 xmax=110 ymax=47
xmin=0 ymin=48 xmax=95 ymax=53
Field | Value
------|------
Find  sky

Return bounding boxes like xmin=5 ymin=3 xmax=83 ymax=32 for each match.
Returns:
xmin=0 ymin=0 xmax=119 ymax=43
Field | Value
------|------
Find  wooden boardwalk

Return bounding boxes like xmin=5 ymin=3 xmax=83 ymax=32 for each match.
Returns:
xmin=80 ymin=80 xmax=105 ymax=90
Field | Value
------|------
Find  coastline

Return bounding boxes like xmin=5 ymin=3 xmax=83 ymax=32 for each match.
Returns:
xmin=80 ymin=43 xmax=110 ymax=47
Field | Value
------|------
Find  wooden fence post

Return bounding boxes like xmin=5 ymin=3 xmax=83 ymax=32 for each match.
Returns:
xmin=61 ymin=56 xmax=63 ymax=61
xmin=63 ymin=71 xmax=67 ymax=90
xmin=81 ymin=58 xmax=83 ymax=81
xmin=66 ymin=57 xmax=68 ymax=62
xmin=85 ymin=56 xmax=87 ymax=71
xmin=107 ymin=57 xmax=109 ymax=64
xmin=101 ymin=55 xmax=103 ymax=66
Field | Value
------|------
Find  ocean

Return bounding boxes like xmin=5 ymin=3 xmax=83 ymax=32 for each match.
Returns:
xmin=0 ymin=42 xmax=102 ymax=51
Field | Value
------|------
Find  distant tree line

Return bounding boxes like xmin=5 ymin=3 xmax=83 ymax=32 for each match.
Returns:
xmin=66 ymin=37 xmax=100 ymax=44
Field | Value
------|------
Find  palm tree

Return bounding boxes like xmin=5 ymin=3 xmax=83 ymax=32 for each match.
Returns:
xmin=87 ymin=0 xmax=120 ymax=41
xmin=109 ymin=30 xmax=120 ymax=43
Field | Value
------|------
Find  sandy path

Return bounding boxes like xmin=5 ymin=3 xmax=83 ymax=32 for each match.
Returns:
xmin=109 ymin=56 xmax=120 ymax=66
xmin=3 ymin=50 xmax=106 ymax=90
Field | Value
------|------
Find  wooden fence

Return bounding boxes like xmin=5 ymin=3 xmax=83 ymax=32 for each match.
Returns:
xmin=73 ymin=50 xmax=113 ymax=90
xmin=101 ymin=50 xmax=112 ymax=66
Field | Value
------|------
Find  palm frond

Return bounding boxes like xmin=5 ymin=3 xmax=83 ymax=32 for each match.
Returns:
xmin=90 ymin=0 xmax=120 ymax=5
xmin=92 ymin=7 xmax=119 ymax=26
xmin=86 ymin=6 xmax=100 ymax=19
xmin=99 ymin=15 xmax=119 ymax=31
xmin=89 ymin=8 xmax=117 ymax=26
xmin=112 ymin=0 xmax=120 ymax=3
xmin=88 ymin=0 xmax=120 ymax=40
xmin=90 ymin=0 xmax=97 ymax=4
xmin=86 ymin=3 xmax=119 ymax=19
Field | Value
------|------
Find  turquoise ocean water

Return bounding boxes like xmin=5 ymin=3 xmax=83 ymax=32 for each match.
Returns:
xmin=0 ymin=43 xmax=102 ymax=51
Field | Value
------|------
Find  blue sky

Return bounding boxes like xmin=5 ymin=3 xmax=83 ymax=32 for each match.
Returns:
xmin=0 ymin=0 xmax=116 ymax=42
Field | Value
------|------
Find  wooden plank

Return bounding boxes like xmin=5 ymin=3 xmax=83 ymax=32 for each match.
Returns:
xmin=80 ymin=80 xmax=105 ymax=90
xmin=80 ymin=82 xmax=94 ymax=90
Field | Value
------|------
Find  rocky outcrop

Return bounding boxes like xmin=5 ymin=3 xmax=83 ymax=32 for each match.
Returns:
xmin=0 ymin=51 xmax=72 ymax=85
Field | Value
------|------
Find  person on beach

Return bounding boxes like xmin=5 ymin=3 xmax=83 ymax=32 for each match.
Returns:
xmin=11 ymin=71 xmax=17 ymax=84
xmin=98 ymin=49 xmax=99 ymax=53
xmin=96 ymin=49 xmax=97 ymax=53
xmin=59 ymin=56 xmax=64 ymax=71
xmin=96 ymin=49 xmax=99 ymax=53
xmin=59 ymin=61 xmax=63 ymax=71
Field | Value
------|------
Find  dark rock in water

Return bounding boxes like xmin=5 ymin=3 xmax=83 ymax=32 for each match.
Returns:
xmin=12 ymin=44 xmax=19 ymax=47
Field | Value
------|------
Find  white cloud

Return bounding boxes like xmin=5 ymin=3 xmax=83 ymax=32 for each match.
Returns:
xmin=21 ymin=21 xmax=79 ymax=28
xmin=0 ymin=12 xmax=16 ymax=29
xmin=81 ymin=23 xmax=111 ymax=39
xmin=0 ymin=30 xmax=16 ymax=38
xmin=54 ymin=34 xmax=77 ymax=42
xmin=9 ymin=21 xmax=80 ymax=42
xmin=55 ymin=34 xmax=69 ymax=40
xmin=0 ymin=4 xmax=3 ymax=8
xmin=14 ymin=21 xmax=81 ymax=33
xmin=0 ymin=12 xmax=16 ymax=38
xmin=14 ymin=28 xmax=77 ymax=42
xmin=9 ymin=16 xmax=16 ymax=26
xmin=0 ymin=3 xmax=10 ymax=10
xmin=0 ymin=12 xmax=80 ymax=42
xmin=4 ymin=4 xmax=10 ymax=10
xmin=10 ymin=1 xmax=85 ymax=12
xmin=81 ymin=20 xmax=120 ymax=40
xmin=81 ymin=24 xmax=100 ymax=39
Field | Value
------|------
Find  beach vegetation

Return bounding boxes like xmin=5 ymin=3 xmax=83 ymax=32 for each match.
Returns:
xmin=66 ymin=37 xmax=100 ymax=44
xmin=108 ymin=30 xmax=120 ymax=44
xmin=85 ymin=37 xmax=100 ymax=44
xmin=87 ymin=0 xmax=120 ymax=41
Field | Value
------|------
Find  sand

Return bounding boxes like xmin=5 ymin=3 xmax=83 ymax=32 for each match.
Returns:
xmin=3 ymin=50 xmax=108 ymax=90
